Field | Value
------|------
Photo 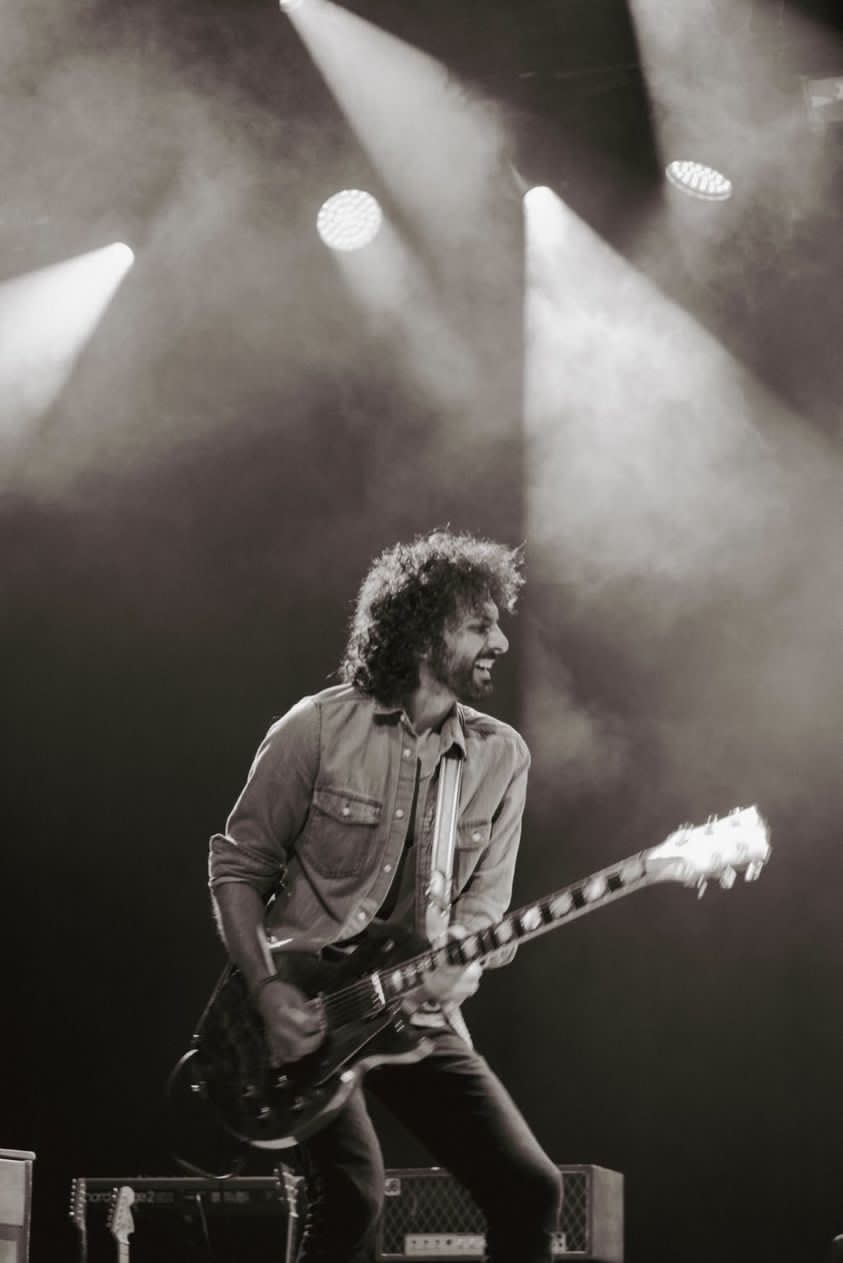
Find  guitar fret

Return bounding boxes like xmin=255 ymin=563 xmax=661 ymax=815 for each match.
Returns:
xmin=492 ymin=919 xmax=515 ymax=944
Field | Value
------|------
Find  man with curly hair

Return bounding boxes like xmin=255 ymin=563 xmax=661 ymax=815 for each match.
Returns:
xmin=209 ymin=529 xmax=561 ymax=1262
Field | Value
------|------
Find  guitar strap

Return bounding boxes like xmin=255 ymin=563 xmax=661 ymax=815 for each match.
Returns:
xmin=424 ymin=747 xmax=463 ymax=947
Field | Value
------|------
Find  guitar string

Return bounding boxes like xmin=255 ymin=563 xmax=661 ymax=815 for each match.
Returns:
xmin=289 ymin=827 xmax=761 ymax=1021
xmin=305 ymin=932 xmax=497 ymax=1021
xmin=293 ymin=887 xmax=589 ymax=1022
xmin=302 ymin=873 xmax=627 ymax=1019
xmin=265 ymin=817 xmax=761 ymax=1022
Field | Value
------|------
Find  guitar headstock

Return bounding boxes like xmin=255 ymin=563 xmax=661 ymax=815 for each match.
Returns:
xmin=107 ymin=1186 xmax=136 ymax=1246
xmin=645 ymin=806 xmax=770 ymax=892
xmin=69 ymin=1178 xmax=87 ymax=1234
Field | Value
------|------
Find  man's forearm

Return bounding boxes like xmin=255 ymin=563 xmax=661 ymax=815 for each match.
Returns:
xmin=212 ymin=882 xmax=275 ymax=992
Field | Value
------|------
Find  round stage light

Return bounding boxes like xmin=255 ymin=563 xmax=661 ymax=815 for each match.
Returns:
xmin=665 ymin=160 xmax=733 ymax=202
xmin=523 ymin=186 xmax=556 ymax=207
xmin=316 ymin=189 xmax=383 ymax=252
xmin=109 ymin=242 xmax=135 ymax=265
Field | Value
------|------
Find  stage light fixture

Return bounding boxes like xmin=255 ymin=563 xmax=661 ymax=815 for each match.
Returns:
xmin=523 ymin=186 xmax=556 ymax=206
xmin=665 ymin=160 xmax=733 ymax=202
xmin=110 ymin=242 xmax=135 ymax=266
xmin=316 ymin=189 xmax=383 ymax=252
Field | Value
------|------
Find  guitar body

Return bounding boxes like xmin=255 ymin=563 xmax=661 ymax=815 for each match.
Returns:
xmin=188 ymin=922 xmax=434 ymax=1150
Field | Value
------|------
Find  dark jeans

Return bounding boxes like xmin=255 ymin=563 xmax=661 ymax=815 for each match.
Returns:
xmin=295 ymin=1030 xmax=562 ymax=1263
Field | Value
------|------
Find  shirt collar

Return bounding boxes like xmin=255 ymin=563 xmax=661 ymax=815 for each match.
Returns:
xmin=372 ymin=697 xmax=467 ymax=759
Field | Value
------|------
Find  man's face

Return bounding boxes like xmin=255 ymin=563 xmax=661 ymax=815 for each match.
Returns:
xmin=431 ymin=599 xmax=509 ymax=701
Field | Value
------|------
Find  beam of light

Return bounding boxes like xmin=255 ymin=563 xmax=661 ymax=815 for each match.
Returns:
xmin=521 ymin=186 xmax=838 ymax=799
xmin=316 ymin=189 xmax=383 ymax=252
xmin=0 ymin=241 xmax=135 ymax=440
xmin=281 ymin=0 xmax=519 ymax=441
xmin=629 ymin=0 xmax=830 ymax=211
xmin=322 ymin=209 xmax=488 ymax=422
xmin=281 ymin=0 xmax=509 ymax=252
xmin=522 ymin=186 xmax=798 ymax=586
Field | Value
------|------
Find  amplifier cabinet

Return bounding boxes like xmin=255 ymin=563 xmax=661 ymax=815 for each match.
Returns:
xmin=379 ymin=1164 xmax=623 ymax=1262
xmin=72 ymin=1176 xmax=294 ymax=1263
xmin=0 ymin=1149 xmax=35 ymax=1263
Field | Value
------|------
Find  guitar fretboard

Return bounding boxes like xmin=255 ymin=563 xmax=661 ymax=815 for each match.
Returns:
xmin=376 ymin=853 xmax=651 ymax=1002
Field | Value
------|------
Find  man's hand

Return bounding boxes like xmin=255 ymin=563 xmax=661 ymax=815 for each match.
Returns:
xmin=421 ymin=924 xmax=483 ymax=1007
xmin=254 ymin=978 xmax=326 ymax=1066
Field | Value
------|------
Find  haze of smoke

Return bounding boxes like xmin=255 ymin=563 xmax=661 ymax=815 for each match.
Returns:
xmin=3 ymin=0 xmax=526 ymax=513
xmin=523 ymin=206 xmax=843 ymax=822
xmin=632 ymin=0 xmax=834 ymax=228
xmin=523 ymin=620 xmax=630 ymax=796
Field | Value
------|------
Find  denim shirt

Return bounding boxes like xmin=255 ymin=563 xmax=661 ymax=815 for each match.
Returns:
xmin=209 ymin=683 xmax=530 ymax=955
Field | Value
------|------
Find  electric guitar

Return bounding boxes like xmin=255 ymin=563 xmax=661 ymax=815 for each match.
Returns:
xmin=69 ymin=1178 xmax=88 ymax=1263
xmin=107 ymin=1186 xmax=135 ymax=1263
xmin=178 ymin=806 xmax=770 ymax=1151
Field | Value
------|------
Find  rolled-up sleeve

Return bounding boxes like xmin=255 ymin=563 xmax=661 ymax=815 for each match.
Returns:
xmin=208 ymin=697 xmax=320 ymax=899
xmin=452 ymin=736 xmax=530 ymax=948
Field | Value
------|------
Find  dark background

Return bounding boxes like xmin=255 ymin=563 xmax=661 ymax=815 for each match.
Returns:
xmin=3 ymin=1 xmax=843 ymax=1260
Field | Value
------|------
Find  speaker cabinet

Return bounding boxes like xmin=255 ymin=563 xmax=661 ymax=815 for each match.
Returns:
xmin=0 ymin=1150 xmax=35 ymax=1263
xmin=379 ymin=1164 xmax=623 ymax=1261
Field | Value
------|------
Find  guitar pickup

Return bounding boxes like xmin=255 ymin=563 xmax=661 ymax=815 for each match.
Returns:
xmin=368 ymin=973 xmax=386 ymax=1011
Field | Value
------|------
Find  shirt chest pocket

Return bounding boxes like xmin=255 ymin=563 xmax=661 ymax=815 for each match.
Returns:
xmin=454 ymin=819 xmax=491 ymax=890
xmin=305 ymin=786 xmax=383 ymax=878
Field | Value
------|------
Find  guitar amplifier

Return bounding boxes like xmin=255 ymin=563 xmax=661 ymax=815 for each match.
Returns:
xmin=70 ymin=1176 xmax=297 ymax=1263
xmin=379 ymin=1164 xmax=623 ymax=1262
xmin=0 ymin=1149 xmax=35 ymax=1263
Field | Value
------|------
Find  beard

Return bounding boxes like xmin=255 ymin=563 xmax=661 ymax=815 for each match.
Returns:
xmin=430 ymin=644 xmax=494 ymax=702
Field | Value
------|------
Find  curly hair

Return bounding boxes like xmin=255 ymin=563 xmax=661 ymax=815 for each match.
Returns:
xmin=339 ymin=529 xmax=524 ymax=702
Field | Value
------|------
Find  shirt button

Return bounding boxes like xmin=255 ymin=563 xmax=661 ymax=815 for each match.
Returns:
xmin=383 ymin=863 xmax=393 ymax=873
xmin=403 ymin=748 xmax=412 ymax=759
xmin=342 ymin=806 xmax=351 ymax=817
xmin=395 ymin=808 xmax=405 ymax=819
xmin=472 ymin=830 xmax=482 ymax=842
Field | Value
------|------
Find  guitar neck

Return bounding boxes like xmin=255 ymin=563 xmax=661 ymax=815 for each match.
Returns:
xmin=117 ymin=1246 xmax=130 ymax=1263
xmin=376 ymin=852 xmax=654 ymax=1002
xmin=306 ymin=806 xmax=768 ymax=1018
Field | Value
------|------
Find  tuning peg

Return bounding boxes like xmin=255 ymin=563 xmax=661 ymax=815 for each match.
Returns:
xmin=696 ymin=879 xmax=708 ymax=899
xmin=744 ymin=861 xmax=764 ymax=882
xmin=719 ymin=866 xmax=736 ymax=889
